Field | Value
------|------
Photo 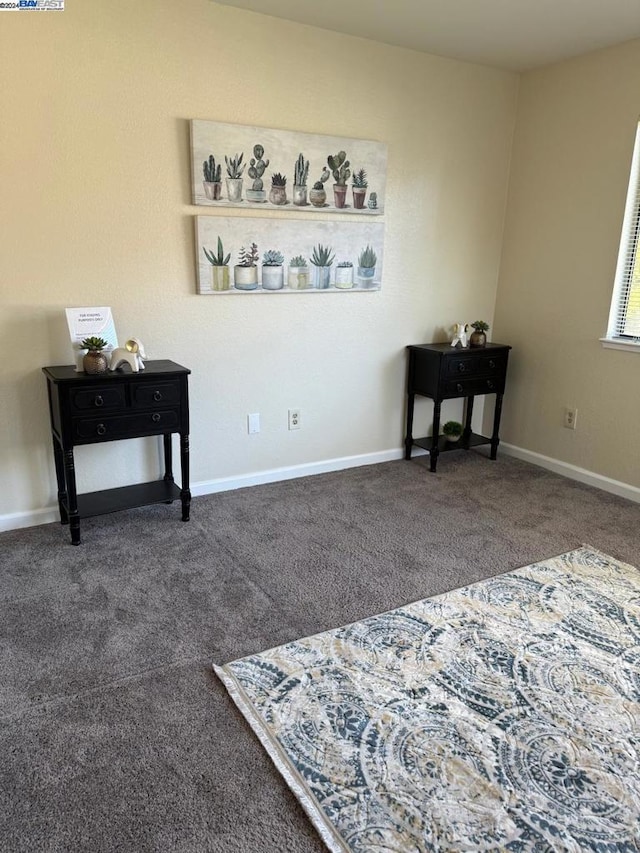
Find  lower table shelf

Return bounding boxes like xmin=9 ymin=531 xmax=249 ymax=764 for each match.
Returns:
xmin=412 ymin=432 xmax=491 ymax=455
xmin=67 ymin=480 xmax=182 ymax=519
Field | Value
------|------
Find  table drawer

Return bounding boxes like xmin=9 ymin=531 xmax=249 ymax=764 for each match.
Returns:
xmin=444 ymin=376 xmax=505 ymax=398
xmin=70 ymin=384 xmax=126 ymax=413
xmin=445 ymin=354 xmax=507 ymax=378
xmin=73 ymin=409 xmax=179 ymax=442
xmin=131 ymin=381 xmax=181 ymax=409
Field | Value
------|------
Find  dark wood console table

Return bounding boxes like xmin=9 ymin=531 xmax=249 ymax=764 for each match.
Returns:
xmin=405 ymin=342 xmax=511 ymax=472
xmin=42 ymin=360 xmax=191 ymax=544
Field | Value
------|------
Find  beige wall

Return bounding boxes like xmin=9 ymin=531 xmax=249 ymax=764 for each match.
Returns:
xmin=494 ymin=39 xmax=640 ymax=487
xmin=0 ymin=0 xmax=518 ymax=524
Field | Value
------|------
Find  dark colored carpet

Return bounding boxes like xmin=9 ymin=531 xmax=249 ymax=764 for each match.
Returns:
xmin=1 ymin=451 xmax=638 ymax=852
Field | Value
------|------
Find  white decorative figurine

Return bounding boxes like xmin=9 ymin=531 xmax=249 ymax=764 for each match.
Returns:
xmin=451 ymin=323 xmax=469 ymax=348
xmin=110 ymin=338 xmax=147 ymax=372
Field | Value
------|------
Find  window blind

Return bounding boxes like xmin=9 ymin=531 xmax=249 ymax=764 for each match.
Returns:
xmin=608 ymin=121 xmax=640 ymax=339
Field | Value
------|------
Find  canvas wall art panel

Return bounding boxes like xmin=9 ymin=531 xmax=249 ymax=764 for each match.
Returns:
xmin=191 ymin=120 xmax=387 ymax=216
xmin=195 ymin=216 xmax=384 ymax=295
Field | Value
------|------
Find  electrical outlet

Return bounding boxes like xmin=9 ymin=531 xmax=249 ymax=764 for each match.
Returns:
xmin=248 ymin=413 xmax=260 ymax=434
xmin=564 ymin=407 xmax=577 ymax=430
xmin=288 ymin=408 xmax=301 ymax=430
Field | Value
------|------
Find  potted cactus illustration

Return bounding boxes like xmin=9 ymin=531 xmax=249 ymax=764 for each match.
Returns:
xmin=203 ymin=237 xmax=231 ymax=291
xmin=335 ymin=260 xmax=354 ymax=289
xmin=368 ymin=192 xmax=378 ymax=210
xmin=269 ymin=172 xmax=287 ymax=206
xmin=288 ymin=255 xmax=310 ymax=289
xmin=262 ymin=249 xmax=285 ymax=290
xmin=357 ymin=245 xmax=377 ymax=286
xmin=310 ymin=243 xmax=335 ymax=289
xmin=202 ymin=155 xmax=222 ymax=201
xmin=246 ymin=144 xmax=269 ymax=203
xmin=225 ymin=153 xmax=245 ymax=203
xmin=292 ymin=153 xmax=309 ymax=206
xmin=327 ymin=151 xmax=351 ymax=209
xmin=352 ymin=168 xmax=368 ymax=210
xmin=309 ymin=167 xmax=330 ymax=208
xmin=234 ymin=242 xmax=259 ymax=290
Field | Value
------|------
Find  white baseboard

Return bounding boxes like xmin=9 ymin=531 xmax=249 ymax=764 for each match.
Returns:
xmin=500 ymin=442 xmax=640 ymax=504
xmin=0 ymin=448 xmax=405 ymax=534
xmin=3 ymin=443 xmax=638 ymax=534
xmin=190 ymin=448 xmax=405 ymax=497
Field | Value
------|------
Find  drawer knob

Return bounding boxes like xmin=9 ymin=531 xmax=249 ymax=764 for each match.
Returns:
xmin=152 ymin=413 xmax=161 ymax=423
xmin=153 ymin=390 xmax=163 ymax=402
xmin=487 ymin=380 xmax=495 ymax=390
xmin=96 ymin=423 xmax=107 ymax=436
xmin=94 ymin=395 xmax=104 ymax=407
xmin=456 ymin=383 xmax=464 ymax=393
xmin=489 ymin=360 xmax=496 ymax=369
xmin=458 ymin=362 xmax=466 ymax=372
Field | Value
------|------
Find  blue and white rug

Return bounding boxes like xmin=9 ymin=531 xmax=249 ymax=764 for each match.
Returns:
xmin=215 ymin=546 xmax=640 ymax=852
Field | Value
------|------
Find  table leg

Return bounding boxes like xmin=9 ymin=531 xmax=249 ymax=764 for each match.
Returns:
xmin=404 ymin=393 xmax=415 ymax=460
xmin=430 ymin=400 xmax=441 ymax=472
xmin=52 ymin=437 xmax=68 ymax=524
xmin=180 ymin=433 xmax=191 ymax=522
xmin=163 ymin=433 xmax=175 ymax=503
xmin=463 ymin=396 xmax=474 ymax=450
xmin=491 ymin=393 xmax=504 ymax=460
xmin=64 ymin=448 xmax=81 ymax=545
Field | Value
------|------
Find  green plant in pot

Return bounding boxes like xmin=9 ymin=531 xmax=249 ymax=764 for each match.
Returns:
xmin=81 ymin=336 xmax=109 ymax=375
xmin=262 ymin=249 xmax=285 ymax=290
xmin=352 ymin=167 xmax=368 ymax=209
xmin=327 ymin=150 xmax=351 ymax=209
xmin=225 ymin=152 xmax=245 ymax=202
xmin=288 ymin=254 xmax=310 ymax=289
xmin=310 ymin=243 xmax=335 ymax=289
xmin=470 ymin=320 xmax=489 ymax=348
xmin=234 ymin=242 xmax=259 ymax=290
xmin=203 ymin=237 xmax=231 ymax=291
xmin=309 ymin=167 xmax=330 ymax=208
xmin=269 ymin=172 xmax=287 ymax=206
xmin=246 ymin=144 xmax=269 ymax=203
xmin=335 ymin=260 xmax=354 ymax=289
xmin=357 ymin=244 xmax=377 ymax=286
xmin=293 ymin=153 xmax=309 ymax=206
xmin=202 ymin=154 xmax=222 ymax=201
xmin=442 ymin=420 xmax=463 ymax=442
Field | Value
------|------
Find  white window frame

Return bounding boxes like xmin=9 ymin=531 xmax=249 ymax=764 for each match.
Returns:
xmin=602 ymin=121 xmax=640 ymax=352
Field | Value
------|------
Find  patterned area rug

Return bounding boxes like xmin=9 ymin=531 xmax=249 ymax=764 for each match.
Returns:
xmin=215 ymin=547 xmax=640 ymax=852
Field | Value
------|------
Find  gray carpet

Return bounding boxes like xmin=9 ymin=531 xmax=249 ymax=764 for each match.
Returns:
xmin=1 ymin=451 xmax=638 ymax=852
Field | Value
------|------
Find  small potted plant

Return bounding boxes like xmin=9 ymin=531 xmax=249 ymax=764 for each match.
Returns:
xmin=288 ymin=255 xmax=310 ymax=289
xmin=368 ymin=191 xmax=378 ymax=210
xmin=470 ymin=320 xmax=489 ymax=348
xmin=262 ymin=249 xmax=285 ymax=290
xmin=202 ymin=154 xmax=222 ymax=201
xmin=309 ymin=167 xmax=330 ymax=208
xmin=442 ymin=421 xmax=463 ymax=443
xmin=225 ymin=152 xmax=245 ymax=202
xmin=246 ymin=144 xmax=269 ymax=203
xmin=81 ymin=336 xmax=109 ymax=374
xmin=310 ymin=243 xmax=334 ymax=289
xmin=352 ymin=168 xmax=368 ymax=209
xmin=203 ymin=237 xmax=231 ymax=291
xmin=327 ymin=151 xmax=351 ymax=209
xmin=269 ymin=172 xmax=287 ymax=206
xmin=335 ymin=260 xmax=354 ymax=289
xmin=293 ymin=153 xmax=309 ymax=206
xmin=357 ymin=245 xmax=377 ymax=286
xmin=234 ymin=242 xmax=259 ymax=290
